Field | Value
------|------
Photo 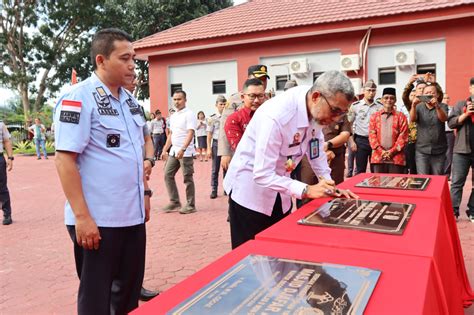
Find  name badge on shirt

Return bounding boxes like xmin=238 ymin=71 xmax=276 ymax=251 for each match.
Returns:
xmin=309 ymin=138 xmax=319 ymax=160
xmin=126 ymin=97 xmax=142 ymax=116
xmin=289 ymin=132 xmax=301 ymax=148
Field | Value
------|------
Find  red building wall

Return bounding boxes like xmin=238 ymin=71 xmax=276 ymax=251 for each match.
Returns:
xmin=147 ymin=17 xmax=473 ymax=116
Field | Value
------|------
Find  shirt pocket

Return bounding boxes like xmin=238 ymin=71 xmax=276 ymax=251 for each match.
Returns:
xmin=281 ymin=145 xmax=302 ymax=158
xmin=132 ymin=114 xmax=146 ymax=128
xmin=97 ymin=116 xmax=125 ymax=131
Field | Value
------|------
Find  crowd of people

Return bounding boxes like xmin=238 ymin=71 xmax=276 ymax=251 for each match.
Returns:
xmin=1 ymin=27 xmax=472 ymax=314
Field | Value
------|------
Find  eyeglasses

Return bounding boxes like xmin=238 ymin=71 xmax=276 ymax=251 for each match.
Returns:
xmin=319 ymin=92 xmax=348 ymax=117
xmin=243 ymin=93 xmax=265 ymax=101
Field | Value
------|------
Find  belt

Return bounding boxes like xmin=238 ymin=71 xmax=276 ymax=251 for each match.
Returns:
xmin=152 ymin=132 xmax=164 ymax=135
xmin=445 ymin=131 xmax=454 ymax=133
xmin=355 ymin=134 xmax=369 ymax=139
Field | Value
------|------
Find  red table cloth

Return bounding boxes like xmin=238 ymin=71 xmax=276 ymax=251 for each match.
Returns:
xmin=256 ymin=190 xmax=472 ymax=313
xmin=133 ymin=240 xmax=444 ymax=314
xmin=338 ymin=173 xmax=473 ymax=308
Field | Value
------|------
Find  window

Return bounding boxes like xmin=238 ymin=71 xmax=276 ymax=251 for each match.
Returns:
xmin=275 ymin=75 xmax=289 ymax=91
xmin=212 ymin=80 xmax=226 ymax=94
xmin=417 ymin=64 xmax=436 ymax=75
xmin=313 ymin=72 xmax=324 ymax=83
xmin=170 ymin=83 xmax=182 ymax=95
xmin=378 ymin=67 xmax=396 ymax=85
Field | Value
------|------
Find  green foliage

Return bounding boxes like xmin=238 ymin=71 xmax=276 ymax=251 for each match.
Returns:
xmin=45 ymin=140 xmax=55 ymax=150
xmin=1 ymin=0 xmax=233 ymax=117
xmin=12 ymin=139 xmax=55 ymax=155
xmin=13 ymin=140 xmax=33 ymax=151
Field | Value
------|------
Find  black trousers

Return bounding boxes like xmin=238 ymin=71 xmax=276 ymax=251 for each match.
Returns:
xmin=405 ymin=142 xmax=417 ymax=174
xmin=0 ymin=155 xmax=11 ymax=217
xmin=229 ymin=194 xmax=291 ymax=249
xmin=67 ymin=224 xmax=146 ymax=315
xmin=372 ymin=163 xmax=406 ymax=174
xmin=354 ymin=135 xmax=373 ymax=175
xmin=211 ymin=139 xmax=226 ymax=190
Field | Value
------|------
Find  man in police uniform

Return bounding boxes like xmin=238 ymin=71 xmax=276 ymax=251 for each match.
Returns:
xmin=54 ymin=28 xmax=149 ymax=314
xmin=0 ymin=121 xmax=14 ymax=225
xmin=206 ymin=95 xmax=226 ymax=199
xmin=347 ymin=80 xmax=383 ymax=174
xmin=217 ymin=64 xmax=270 ymax=171
xmin=223 ymin=71 xmax=358 ymax=249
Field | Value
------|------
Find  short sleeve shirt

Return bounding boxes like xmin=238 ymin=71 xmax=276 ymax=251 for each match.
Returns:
xmin=169 ymin=107 xmax=197 ymax=157
xmin=206 ymin=113 xmax=222 ymax=140
xmin=0 ymin=122 xmax=11 ymax=153
xmin=54 ymin=72 xmax=146 ymax=227
xmin=415 ymin=103 xmax=448 ymax=155
xmin=322 ymin=115 xmax=352 ymax=154
xmin=349 ymin=100 xmax=383 ymax=137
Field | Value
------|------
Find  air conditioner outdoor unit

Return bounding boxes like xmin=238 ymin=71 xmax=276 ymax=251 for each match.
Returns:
xmin=340 ymin=54 xmax=360 ymax=71
xmin=394 ymin=49 xmax=416 ymax=66
xmin=289 ymin=58 xmax=310 ymax=75
xmin=350 ymin=78 xmax=362 ymax=95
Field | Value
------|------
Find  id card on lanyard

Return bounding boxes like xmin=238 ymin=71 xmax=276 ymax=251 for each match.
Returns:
xmin=309 ymin=137 xmax=319 ymax=160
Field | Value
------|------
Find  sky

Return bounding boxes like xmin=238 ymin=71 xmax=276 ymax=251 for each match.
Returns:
xmin=0 ymin=0 xmax=248 ymax=109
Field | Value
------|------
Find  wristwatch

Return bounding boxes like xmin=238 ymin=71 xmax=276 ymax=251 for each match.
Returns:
xmin=326 ymin=141 xmax=334 ymax=150
xmin=7 ymin=156 xmax=14 ymax=160
xmin=144 ymin=189 xmax=153 ymax=197
xmin=144 ymin=157 xmax=155 ymax=167
xmin=301 ymin=185 xmax=309 ymax=199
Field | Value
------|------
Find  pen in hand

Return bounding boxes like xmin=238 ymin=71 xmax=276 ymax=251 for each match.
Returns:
xmin=318 ymin=176 xmax=340 ymax=196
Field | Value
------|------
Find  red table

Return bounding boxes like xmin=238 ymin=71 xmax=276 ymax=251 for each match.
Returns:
xmin=256 ymin=192 xmax=472 ymax=313
xmin=338 ymin=173 xmax=473 ymax=308
xmin=133 ymin=240 xmax=445 ymax=314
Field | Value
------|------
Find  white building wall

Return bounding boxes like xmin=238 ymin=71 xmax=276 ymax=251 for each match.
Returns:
xmin=260 ymin=51 xmax=341 ymax=95
xmin=367 ymin=40 xmax=446 ymax=104
xmin=168 ymin=60 xmax=238 ymax=117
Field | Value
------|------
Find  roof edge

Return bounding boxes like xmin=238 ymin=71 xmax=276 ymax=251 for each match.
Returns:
xmin=135 ymin=10 xmax=473 ymax=60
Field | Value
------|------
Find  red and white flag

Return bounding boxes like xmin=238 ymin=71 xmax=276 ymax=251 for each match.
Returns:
xmin=71 ymin=68 xmax=77 ymax=85
xmin=61 ymin=99 xmax=82 ymax=113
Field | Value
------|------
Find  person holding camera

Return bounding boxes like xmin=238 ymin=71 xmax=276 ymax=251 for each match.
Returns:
xmin=409 ymin=82 xmax=448 ymax=175
xmin=448 ymin=77 xmax=474 ymax=222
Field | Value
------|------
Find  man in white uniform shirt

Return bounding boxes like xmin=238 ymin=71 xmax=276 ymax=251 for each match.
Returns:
xmin=224 ymin=71 xmax=358 ymax=249
xmin=161 ymin=90 xmax=197 ymax=214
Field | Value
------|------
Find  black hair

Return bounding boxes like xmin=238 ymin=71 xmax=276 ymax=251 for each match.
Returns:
xmin=470 ymin=77 xmax=474 ymax=86
xmin=242 ymin=78 xmax=264 ymax=91
xmin=173 ymin=89 xmax=187 ymax=98
xmin=90 ymin=28 xmax=133 ymax=69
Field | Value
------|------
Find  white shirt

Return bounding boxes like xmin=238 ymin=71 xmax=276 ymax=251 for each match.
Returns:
xmin=223 ymin=86 xmax=332 ymax=216
xmin=169 ymin=107 xmax=196 ymax=157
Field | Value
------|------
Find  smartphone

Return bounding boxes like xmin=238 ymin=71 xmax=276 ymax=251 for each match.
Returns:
xmin=417 ymin=95 xmax=432 ymax=103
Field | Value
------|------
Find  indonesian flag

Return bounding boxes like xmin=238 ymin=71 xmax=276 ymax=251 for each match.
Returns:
xmin=61 ymin=99 xmax=82 ymax=112
xmin=71 ymin=68 xmax=77 ymax=85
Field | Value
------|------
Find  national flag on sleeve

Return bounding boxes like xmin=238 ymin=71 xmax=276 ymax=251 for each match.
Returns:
xmin=61 ymin=100 xmax=82 ymax=113
xmin=71 ymin=68 xmax=77 ymax=85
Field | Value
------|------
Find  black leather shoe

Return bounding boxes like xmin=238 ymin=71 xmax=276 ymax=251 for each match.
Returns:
xmin=210 ymin=190 xmax=217 ymax=199
xmin=3 ymin=216 xmax=12 ymax=225
xmin=139 ymin=287 xmax=159 ymax=301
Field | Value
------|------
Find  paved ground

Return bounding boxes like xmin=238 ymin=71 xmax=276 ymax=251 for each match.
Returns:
xmin=0 ymin=155 xmax=472 ymax=314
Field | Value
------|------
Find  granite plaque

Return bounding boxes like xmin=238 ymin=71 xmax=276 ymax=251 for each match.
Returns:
xmin=298 ymin=198 xmax=414 ymax=235
xmin=168 ymin=254 xmax=380 ymax=315
xmin=355 ymin=175 xmax=430 ymax=191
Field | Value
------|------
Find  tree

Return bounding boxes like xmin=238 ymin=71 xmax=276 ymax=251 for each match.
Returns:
xmin=1 ymin=0 xmax=100 ymax=123
xmin=97 ymin=0 xmax=233 ymax=100
xmin=0 ymin=0 xmax=233 ymax=123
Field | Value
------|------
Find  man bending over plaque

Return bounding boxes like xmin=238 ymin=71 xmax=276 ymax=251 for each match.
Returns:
xmin=223 ymin=71 xmax=358 ymax=249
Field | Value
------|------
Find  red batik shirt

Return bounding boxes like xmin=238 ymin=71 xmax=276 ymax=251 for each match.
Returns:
xmin=369 ymin=109 xmax=408 ymax=166
xmin=224 ymin=106 xmax=254 ymax=151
